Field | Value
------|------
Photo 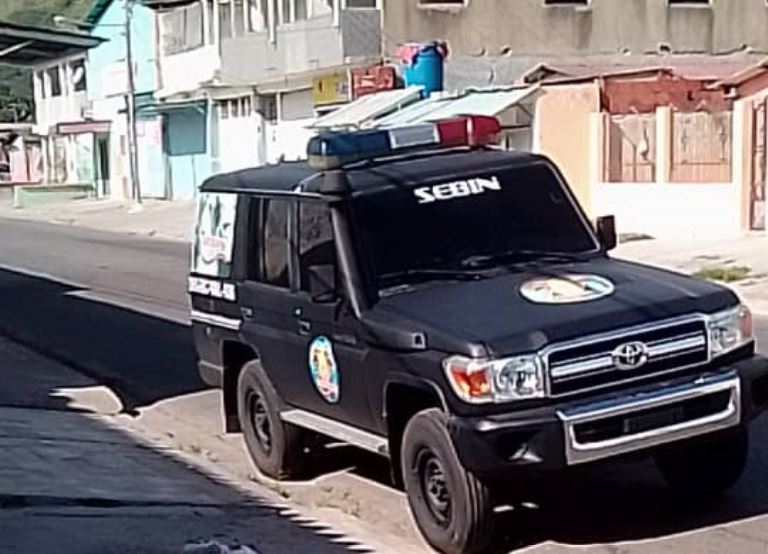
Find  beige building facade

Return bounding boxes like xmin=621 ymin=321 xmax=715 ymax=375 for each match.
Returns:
xmin=384 ymin=0 xmax=768 ymax=58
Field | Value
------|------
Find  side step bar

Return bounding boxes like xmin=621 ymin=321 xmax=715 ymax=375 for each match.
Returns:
xmin=281 ymin=409 xmax=389 ymax=457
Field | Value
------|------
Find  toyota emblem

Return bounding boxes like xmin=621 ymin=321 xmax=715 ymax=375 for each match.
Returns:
xmin=612 ymin=341 xmax=649 ymax=371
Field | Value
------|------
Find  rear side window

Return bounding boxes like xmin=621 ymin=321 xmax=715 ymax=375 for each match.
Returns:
xmin=262 ymin=199 xmax=290 ymax=288
xmin=191 ymin=192 xmax=238 ymax=278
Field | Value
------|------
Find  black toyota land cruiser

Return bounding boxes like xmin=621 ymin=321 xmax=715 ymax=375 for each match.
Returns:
xmin=189 ymin=116 xmax=768 ymax=554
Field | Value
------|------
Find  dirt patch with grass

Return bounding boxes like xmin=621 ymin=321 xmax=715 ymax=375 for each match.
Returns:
xmin=693 ymin=265 xmax=752 ymax=283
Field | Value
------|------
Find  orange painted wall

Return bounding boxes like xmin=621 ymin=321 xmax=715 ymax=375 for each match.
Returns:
xmin=536 ymin=83 xmax=601 ymax=217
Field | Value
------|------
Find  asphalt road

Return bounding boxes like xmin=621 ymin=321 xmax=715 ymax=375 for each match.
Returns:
xmin=0 ymin=218 xmax=192 ymax=413
xmin=1 ymin=217 xmax=768 ymax=553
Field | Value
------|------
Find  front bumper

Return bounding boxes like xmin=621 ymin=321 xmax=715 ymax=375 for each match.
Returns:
xmin=448 ymin=355 xmax=768 ymax=476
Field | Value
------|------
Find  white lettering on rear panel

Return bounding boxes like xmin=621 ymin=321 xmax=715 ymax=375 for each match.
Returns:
xmin=189 ymin=276 xmax=237 ymax=302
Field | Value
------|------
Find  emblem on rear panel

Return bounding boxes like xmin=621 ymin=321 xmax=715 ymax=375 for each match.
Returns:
xmin=612 ymin=341 xmax=649 ymax=371
xmin=309 ymin=336 xmax=340 ymax=403
xmin=519 ymin=274 xmax=614 ymax=304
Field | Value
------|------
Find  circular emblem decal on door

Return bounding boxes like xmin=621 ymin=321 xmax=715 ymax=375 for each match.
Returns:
xmin=309 ymin=336 xmax=340 ymax=404
xmin=520 ymin=274 xmax=615 ymax=304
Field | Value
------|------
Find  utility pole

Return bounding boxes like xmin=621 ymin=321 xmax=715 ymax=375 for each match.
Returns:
xmin=125 ymin=0 xmax=142 ymax=206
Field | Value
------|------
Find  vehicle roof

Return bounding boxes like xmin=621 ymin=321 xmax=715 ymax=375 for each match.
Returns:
xmin=200 ymin=161 xmax=317 ymax=194
xmin=199 ymin=149 xmax=547 ymax=197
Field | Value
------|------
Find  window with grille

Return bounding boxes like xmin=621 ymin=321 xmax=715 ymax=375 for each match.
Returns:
xmin=668 ymin=0 xmax=710 ymax=6
xmin=544 ymin=0 xmax=588 ymax=5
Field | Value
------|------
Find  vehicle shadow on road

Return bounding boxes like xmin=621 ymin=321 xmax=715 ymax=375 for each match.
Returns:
xmin=0 ymin=267 xmax=202 ymax=414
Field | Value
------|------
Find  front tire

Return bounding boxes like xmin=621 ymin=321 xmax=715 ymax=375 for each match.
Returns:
xmin=237 ymin=360 xmax=306 ymax=480
xmin=655 ymin=426 xmax=748 ymax=497
xmin=401 ymin=409 xmax=494 ymax=554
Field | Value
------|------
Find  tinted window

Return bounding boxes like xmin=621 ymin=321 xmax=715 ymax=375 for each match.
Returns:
xmin=298 ymin=201 xmax=335 ymax=292
xmin=353 ymin=163 xmax=597 ymax=290
xmin=47 ymin=67 xmax=61 ymax=97
xmin=263 ymin=199 xmax=290 ymax=287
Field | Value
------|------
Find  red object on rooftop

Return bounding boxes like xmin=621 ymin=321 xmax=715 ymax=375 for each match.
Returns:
xmin=435 ymin=116 xmax=502 ymax=147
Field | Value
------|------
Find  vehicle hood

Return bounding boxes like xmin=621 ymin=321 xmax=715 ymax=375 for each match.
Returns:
xmin=372 ymin=257 xmax=738 ymax=357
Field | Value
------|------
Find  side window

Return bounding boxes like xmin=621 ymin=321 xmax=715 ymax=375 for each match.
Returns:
xmin=192 ymin=192 xmax=238 ymax=278
xmin=298 ymin=201 xmax=336 ymax=292
xmin=262 ymin=199 xmax=290 ymax=288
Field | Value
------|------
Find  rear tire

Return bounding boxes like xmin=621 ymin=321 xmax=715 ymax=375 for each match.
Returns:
xmin=237 ymin=360 xmax=306 ymax=480
xmin=655 ymin=426 xmax=748 ymax=497
xmin=401 ymin=409 xmax=494 ymax=554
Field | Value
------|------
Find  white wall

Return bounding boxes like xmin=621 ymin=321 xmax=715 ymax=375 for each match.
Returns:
xmin=33 ymin=59 xmax=90 ymax=134
xmin=265 ymin=119 xmax=314 ymax=163
xmin=593 ymin=182 xmax=742 ymax=240
xmin=219 ymin=115 xmax=262 ymax=171
xmin=157 ymin=45 xmax=220 ymax=98
xmin=588 ymin=102 xmax=748 ymax=240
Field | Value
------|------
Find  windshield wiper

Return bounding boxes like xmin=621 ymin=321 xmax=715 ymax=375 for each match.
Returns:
xmin=460 ymin=249 xmax=589 ymax=270
xmin=380 ymin=267 xmax=488 ymax=287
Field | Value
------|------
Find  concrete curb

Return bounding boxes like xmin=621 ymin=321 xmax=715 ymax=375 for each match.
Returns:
xmin=0 ymin=211 xmax=191 ymax=243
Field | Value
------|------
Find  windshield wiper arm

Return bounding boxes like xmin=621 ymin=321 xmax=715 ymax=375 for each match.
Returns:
xmin=380 ymin=267 xmax=488 ymax=286
xmin=460 ymin=249 xmax=588 ymax=269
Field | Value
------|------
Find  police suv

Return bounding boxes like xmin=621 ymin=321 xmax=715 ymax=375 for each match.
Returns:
xmin=189 ymin=115 xmax=768 ymax=554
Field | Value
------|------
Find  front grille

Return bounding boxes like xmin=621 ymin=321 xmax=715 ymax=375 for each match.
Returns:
xmin=573 ymin=390 xmax=731 ymax=444
xmin=547 ymin=317 xmax=709 ymax=397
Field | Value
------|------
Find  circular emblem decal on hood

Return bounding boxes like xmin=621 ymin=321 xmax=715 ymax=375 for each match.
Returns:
xmin=520 ymin=274 xmax=615 ymax=304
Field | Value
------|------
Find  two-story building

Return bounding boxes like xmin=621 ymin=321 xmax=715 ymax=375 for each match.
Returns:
xmin=146 ymin=0 xmax=382 ymax=198
xmin=22 ymin=0 xmax=162 ymax=200
xmin=16 ymin=23 xmax=104 ymax=192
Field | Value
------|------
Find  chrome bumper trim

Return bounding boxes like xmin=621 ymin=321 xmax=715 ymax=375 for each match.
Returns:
xmin=557 ymin=371 xmax=741 ymax=465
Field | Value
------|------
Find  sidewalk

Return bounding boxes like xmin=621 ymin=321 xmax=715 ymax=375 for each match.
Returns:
xmin=0 ymin=197 xmax=195 ymax=243
xmin=615 ymin=235 xmax=768 ymax=315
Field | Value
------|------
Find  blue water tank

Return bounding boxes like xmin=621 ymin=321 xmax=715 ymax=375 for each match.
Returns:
xmin=401 ymin=42 xmax=446 ymax=97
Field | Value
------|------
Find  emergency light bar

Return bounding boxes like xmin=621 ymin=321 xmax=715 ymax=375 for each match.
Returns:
xmin=307 ymin=115 xmax=502 ymax=170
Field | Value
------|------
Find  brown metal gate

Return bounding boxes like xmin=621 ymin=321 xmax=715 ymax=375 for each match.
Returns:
xmin=751 ymin=99 xmax=767 ymax=231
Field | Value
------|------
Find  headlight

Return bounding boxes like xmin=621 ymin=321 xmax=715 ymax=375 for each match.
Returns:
xmin=707 ymin=305 xmax=753 ymax=357
xmin=443 ymin=354 xmax=545 ymax=404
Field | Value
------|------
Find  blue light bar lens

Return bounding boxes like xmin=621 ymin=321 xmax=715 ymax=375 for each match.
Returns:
xmin=308 ymin=130 xmax=392 ymax=169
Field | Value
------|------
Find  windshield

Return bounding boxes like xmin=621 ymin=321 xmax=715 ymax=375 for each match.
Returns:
xmin=353 ymin=162 xmax=599 ymax=292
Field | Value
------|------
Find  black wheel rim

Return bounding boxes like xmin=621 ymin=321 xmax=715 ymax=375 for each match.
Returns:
xmin=248 ymin=389 xmax=272 ymax=454
xmin=416 ymin=447 xmax=452 ymax=527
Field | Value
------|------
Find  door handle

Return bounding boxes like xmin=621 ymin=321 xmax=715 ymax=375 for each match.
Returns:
xmin=298 ymin=319 xmax=312 ymax=335
xmin=240 ymin=306 xmax=254 ymax=320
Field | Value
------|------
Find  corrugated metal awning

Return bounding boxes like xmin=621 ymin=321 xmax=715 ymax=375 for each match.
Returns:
xmin=0 ymin=21 xmax=103 ymax=66
xmin=375 ymin=86 xmax=539 ymax=128
xmin=310 ymin=87 xmax=424 ymax=130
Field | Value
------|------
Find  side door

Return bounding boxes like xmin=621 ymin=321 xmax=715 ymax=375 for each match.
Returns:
xmin=289 ymin=199 xmax=376 ymax=431
xmin=239 ymin=196 xmax=308 ymax=407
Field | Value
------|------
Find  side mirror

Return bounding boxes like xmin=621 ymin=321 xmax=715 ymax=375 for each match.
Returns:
xmin=596 ymin=215 xmax=617 ymax=252
xmin=307 ymin=264 xmax=337 ymax=304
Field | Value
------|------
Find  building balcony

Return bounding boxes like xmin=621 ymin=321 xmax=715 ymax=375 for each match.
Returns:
xmin=220 ymin=8 xmax=381 ymax=88
xmin=34 ymin=91 xmax=90 ymax=135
